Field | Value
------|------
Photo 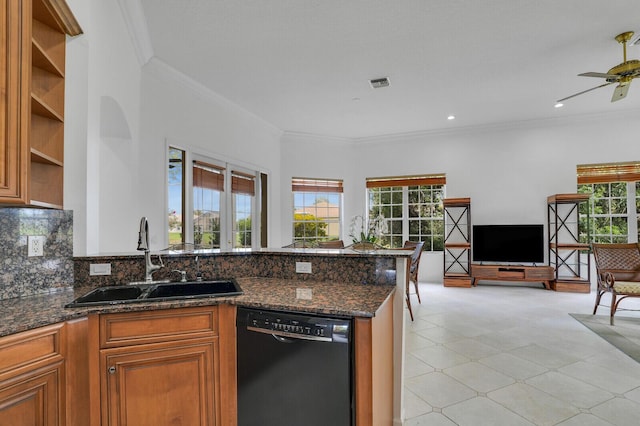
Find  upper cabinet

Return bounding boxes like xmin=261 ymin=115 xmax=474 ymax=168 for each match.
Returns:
xmin=0 ymin=0 xmax=81 ymax=209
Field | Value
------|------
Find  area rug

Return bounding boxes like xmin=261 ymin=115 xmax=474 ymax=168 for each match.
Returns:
xmin=571 ymin=313 xmax=640 ymax=363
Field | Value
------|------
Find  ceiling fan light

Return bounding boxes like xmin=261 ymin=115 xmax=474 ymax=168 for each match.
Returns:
xmin=554 ymin=103 xmax=563 ymax=108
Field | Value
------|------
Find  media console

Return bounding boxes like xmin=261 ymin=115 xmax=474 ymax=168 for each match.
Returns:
xmin=470 ymin=264 xmax=555 ymax=289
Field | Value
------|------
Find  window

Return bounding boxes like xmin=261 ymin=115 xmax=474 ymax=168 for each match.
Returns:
xmin=292 ymin=178 xmax=343 ymax=245
xmin=366 ymin=174 xmax=445 ymax=250
xmin=168 ymin=146 xmax=262 ymax=249
xmin=577 ymin=162 xmax=640 ymax=243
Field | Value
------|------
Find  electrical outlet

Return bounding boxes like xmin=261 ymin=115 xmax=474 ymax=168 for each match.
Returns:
xmin=295 ymin=261 xmax=312 ymax=274
xmin=296 ymin=288 xmax=313 ymax=300
xmin=27 ymin=236 xmax=45 ymax=257
xmin=90 ymin=263 xmax=112 ymax=276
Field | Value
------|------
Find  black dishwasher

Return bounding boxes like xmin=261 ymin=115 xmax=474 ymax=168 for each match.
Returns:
xmin=236 ymin=307 xmax=353 ymax=426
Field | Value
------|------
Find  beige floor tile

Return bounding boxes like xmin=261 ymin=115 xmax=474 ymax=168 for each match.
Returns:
xmin=405 ymin=372 xmax=476 ymax=409
xmin=444 ymin=362 xmax=514 ymax=393
xmin=488 ymin=382 xmax=581 ymax=425
xmin=442 ymin=396 xmax=535 ymax=426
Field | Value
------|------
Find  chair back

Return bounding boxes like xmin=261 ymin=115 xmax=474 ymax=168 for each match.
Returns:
xmin=404 ymin=241 xmax=425 ymax=276
xmin=592 ymin=243 xmax=640 ymax=282
xmin=317 ymin=240 xmax=345 ymax=249
xmin=282 ymin=240 xmax=318 ymax=248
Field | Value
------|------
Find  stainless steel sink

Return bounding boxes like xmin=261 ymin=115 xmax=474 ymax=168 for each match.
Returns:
xmin=66 ymin=279 xmax=242 ymax=307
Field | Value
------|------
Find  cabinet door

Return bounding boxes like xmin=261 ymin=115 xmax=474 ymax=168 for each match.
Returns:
xmin=101 ymin=340 xmax=219 ymax=426
xmin=0 ymin=0 xmax=30 ymax=203
xmin=0 ymin=364 xmax=64 ymax=426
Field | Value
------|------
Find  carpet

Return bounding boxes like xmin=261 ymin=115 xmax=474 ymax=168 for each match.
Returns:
xmin=571 ymin=313 xmax=640 ymax=363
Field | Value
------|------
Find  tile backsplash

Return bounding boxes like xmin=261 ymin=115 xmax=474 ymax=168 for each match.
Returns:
xmin=0 ymin=208 xmax=73 ymax=300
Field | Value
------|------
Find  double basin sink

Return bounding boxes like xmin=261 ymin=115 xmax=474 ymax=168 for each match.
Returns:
xmin=66 ymin=279 xmax=243 ymax=307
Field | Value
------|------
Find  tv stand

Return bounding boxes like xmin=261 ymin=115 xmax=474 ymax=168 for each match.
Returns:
xmin=471 ymin=264 xmax=555 ymax=289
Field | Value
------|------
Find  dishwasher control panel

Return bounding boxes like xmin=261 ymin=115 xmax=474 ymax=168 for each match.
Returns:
xmin=244 ymin=310 xmax=350 ymax=343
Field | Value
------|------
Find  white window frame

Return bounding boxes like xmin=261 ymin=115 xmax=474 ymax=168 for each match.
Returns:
xmin=167 ymin=144 xmax=261 ymax=250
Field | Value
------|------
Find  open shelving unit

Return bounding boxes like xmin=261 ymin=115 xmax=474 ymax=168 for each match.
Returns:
xmin=29 ymin=0 xmax=81 ymax=208
xmin=547 ymin=193 xmax=591 ymax=293
xmin=443 ymin=198 xmax=472 ymax=287
xmin=0 ymin=0 xmax=81 ymax=209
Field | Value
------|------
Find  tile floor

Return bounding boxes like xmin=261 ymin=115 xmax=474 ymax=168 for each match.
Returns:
xmin=403 ymin=282 xmax=640 ymax=425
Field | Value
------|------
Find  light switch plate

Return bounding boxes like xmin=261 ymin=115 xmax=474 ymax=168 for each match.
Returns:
xmin=295 ymin=261 xmax=312 ymax=274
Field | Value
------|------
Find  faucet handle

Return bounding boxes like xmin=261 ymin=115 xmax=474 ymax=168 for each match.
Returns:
xmin=172 ymin=269 xmax=188 ymax=282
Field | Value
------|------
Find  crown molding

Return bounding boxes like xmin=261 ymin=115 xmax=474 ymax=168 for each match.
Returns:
xmin=144 ymin=58 xmax=283 ymax=137
xmin=350 ymin=107 xmax=640 ymax=145
xmin=116 ymin=0 xmax=154 ymax=65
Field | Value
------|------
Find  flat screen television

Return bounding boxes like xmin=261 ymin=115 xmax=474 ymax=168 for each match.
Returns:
xmin=472 ymin=224 xmax=545 ymax=264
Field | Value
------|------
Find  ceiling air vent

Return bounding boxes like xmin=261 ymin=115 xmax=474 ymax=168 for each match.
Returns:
xmin=369 ymin=77 xmax=390 ymax=88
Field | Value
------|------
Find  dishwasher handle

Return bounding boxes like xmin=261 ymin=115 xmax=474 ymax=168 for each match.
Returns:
xmin=246 ymin=325 xmax=336 ymax=342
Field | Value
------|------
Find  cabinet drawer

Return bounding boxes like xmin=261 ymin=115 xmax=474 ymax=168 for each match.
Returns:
xmin=0 ymin=324 xmax=64 ymax=378
xmin=471 ymin=266 xmax=498 ymax=279
xmin=497 ymin=269 xmax=525 ymax=279
xmin=99 ymin=307 xmax=218 ymax=348
xmin=525 ymin=267 xmax=554 ymax=280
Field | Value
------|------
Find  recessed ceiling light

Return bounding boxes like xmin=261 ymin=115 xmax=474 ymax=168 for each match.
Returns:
xmin=554 ymin=102 xmax=564 ymax=108
xmin=447 ymin=115 xmax=455 ymax=120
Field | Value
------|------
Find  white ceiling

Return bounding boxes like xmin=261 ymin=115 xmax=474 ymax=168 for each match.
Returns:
xmin=134 ymin=0 xmax=640 ymax=139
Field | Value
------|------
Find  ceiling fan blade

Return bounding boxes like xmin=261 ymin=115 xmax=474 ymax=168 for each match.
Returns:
xmin=579 ymin=72 xmax=620 ymax=79
xmin=611 ymin=81 xmax=631 ymax=102
xmin=557 ymin=82 xmax=615 ymax=102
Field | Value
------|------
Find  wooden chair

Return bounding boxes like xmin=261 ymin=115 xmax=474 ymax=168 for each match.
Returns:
xmin=592 ymin=243 xmax=640 ymax=325
xmin=317 ymin=240 xmax=345 ymax=248
xmin=282 ymin=240 xmax=318 ymax=248
xmin=403 ymin=241 xmax=425 ymax=321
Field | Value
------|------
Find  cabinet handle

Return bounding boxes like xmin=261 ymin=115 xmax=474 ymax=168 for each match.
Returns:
xmin=108 ymin=366 xmax=116 ymax=374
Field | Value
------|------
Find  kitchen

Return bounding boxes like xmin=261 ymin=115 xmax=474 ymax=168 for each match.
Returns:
xmin=2 ymin=1 xmax=640 ymax=425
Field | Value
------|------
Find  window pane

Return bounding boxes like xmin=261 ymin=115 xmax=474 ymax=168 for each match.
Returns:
xmin=233 ymin=193 xmax=253 ymax=248
xmin=292 ymin=181 xmax=342 ymax=244
xmin=368 ymin=183 xmax=445 ymax=250
xmin=193 ymin=186 xmax=222 ymax=248
xmin=578 ymin=181 xmax=632 ymax=244
xmin=168 ymin=148 xmax=184 ymax=246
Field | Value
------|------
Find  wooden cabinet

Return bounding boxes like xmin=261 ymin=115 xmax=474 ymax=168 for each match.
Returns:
xmin=354 ymin=295 xmax=394 ymax=426
xmin=89 ymin=305 xmax=237 ymax=426
xmin=471 ymin=264 xmax=555 ymax=289
xmin=0 ymin=323 xmax=66 ymax=426
xmin=0 ymin=0 xmax=81 ymax=208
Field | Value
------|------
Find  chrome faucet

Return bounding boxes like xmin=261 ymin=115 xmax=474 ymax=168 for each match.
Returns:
xmin=137 ymin=217 xmax=163 ymax=282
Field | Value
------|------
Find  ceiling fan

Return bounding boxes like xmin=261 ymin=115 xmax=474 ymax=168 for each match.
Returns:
xmin=558 ymin=31 xmax=640 ymax=103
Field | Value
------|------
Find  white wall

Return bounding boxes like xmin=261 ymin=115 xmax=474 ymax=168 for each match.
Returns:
xmin=64 ymin=1 xmax=283 ymax=255
xmin=279 ymin=110 xmax=640 ymax=283
xmin=138 ymin=60 xmax=283 ymax=251
xmin=65 ymin=0 xmax=142 ymax=255
xmin=63 ymin=1 xmax=640 ymax=262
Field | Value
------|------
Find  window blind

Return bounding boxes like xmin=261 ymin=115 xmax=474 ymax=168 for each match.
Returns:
xmin=232 ymin=171 xmax=255 ymax=196
xmin=577 ymin=161 xmax=640 ymax=184
xmin=193 ymin=161 xmax=224 ymax=191
xmin=366 ymin=174 xmax=446 ymax=188
xmin=291 ymin=178 xmax=344 ymax=193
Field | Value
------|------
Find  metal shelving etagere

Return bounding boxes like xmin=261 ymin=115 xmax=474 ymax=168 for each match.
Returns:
xmin=443 ymin=198 xmax=472 ymax=287
xmin=547 ymin=193 xmax=591 ymax=293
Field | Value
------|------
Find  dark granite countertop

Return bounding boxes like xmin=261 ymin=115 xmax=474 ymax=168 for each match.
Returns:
xmin=75 ymin=247 xmax=413 ymax=260
xmin=0 ymin=277 xmax=395 ymax=338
